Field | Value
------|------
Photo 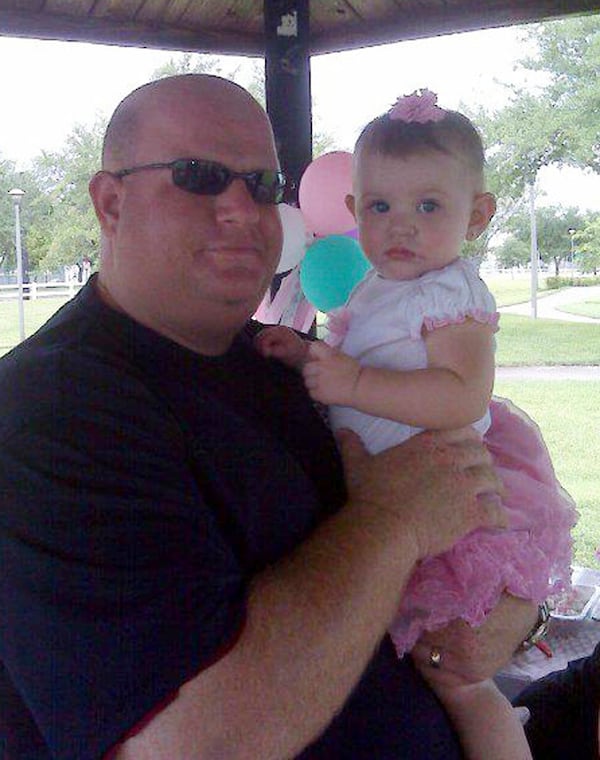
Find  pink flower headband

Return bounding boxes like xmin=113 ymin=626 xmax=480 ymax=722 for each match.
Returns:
xmin=388 ymin=89 xmax=446 ymax=123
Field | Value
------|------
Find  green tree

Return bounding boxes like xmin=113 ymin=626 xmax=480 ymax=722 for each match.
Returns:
xmin=494 ymin=236 xmax=531 ymax=270
xmin=574 ymin=215 xmax=600 ymax=274
xmin=476 ymin=16 xmax=600 ymax=206
xmin=0 ymin=158 xmax=18 ymax=270
xmin=519 ymin=16 xmax=600 ymax=172
xmin=504 ymin=205 xmax=587 ymax=275
xmin=466 ymin=16 xmax=600 ymax=256
xmin=0 ymin=159 xmax=43 ymax=276
xmin=27 ymin=118 xmax=104 ymax=274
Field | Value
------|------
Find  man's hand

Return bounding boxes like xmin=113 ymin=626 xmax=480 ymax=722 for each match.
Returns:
xmin=338 ymin=427 xmax=507 ymax=561
xmin=302 ymin=342 xmax=362 ymax=405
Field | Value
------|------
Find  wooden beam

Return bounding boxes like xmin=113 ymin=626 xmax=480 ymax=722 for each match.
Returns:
xmin=310 ymin=0 xmax=600 ymax=54
xmin=0 ymin=8 xmax=265 ymax=56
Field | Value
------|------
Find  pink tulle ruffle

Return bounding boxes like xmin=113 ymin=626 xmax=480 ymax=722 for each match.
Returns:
xmin=388 ymin=396 xmax=578 ymax=656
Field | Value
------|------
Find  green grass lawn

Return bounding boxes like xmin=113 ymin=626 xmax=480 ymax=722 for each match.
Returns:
xmin=494 ymin=380 xmax=600 ymax=569
xmin=480 ymin=272 xmax=600 ymax=365
xmin=496 ymin=314 xmax=600 ymax=366
xmin=557 ymin=300 xmax=600 ymax=319
xmin=0 ymin=297 xmax=69 ymax=354
xmin=482 ymin=272 xmax=552 ymax=307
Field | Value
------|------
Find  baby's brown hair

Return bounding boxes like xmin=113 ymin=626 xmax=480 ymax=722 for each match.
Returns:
xmin=355 ymin=103 xmax=485 ymax=179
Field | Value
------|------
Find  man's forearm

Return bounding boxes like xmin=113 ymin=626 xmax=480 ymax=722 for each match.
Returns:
xmin=117 ymin=498 xmax=420 ymax=759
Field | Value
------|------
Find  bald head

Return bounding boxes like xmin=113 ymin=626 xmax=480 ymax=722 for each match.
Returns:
xmin=102 ymin=74 xmax=275 ymax=172
xmin=91 ymin=73 xmax=283 ymax=355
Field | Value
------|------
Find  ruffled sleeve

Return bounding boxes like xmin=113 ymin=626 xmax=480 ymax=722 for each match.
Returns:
xmin=402 ymin=258 xmax=499 ymax=340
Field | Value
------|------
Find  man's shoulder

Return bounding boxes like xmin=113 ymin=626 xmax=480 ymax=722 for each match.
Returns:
xmin=0 ymin=291 xmax=152 ymax=440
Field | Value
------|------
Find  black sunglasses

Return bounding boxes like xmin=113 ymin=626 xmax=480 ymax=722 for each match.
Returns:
xmin=111 ymin=158 xmax=286 ymax=205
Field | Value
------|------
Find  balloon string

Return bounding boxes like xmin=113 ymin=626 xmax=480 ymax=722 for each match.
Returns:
xmin=253 ymin=267 xmax=316 ymax=332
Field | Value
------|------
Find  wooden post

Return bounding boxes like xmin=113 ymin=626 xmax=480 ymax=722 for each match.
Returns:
xmin=263 ymin=0 xmax=312 ymax=205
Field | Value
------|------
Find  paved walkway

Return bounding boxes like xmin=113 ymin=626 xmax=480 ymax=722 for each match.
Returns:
xmin=496 ymin=285 xmax=600 ymax=379
xmin=499 ymin=285 xmax=600 ymax=323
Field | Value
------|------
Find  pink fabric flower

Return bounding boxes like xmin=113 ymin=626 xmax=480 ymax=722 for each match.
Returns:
xmin=388 ymin=89 xmax=446 ymax=123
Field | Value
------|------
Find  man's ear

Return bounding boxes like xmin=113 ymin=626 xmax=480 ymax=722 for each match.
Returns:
xmin=467 ymin=192 xmax=496 ymax=241
xmin=345 ymin=193 xmax=356 ymax=219
xmin=89 ymin=171 xmax=123 ymax=238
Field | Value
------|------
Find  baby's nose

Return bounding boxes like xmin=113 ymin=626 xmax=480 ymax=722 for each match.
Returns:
xmin=390 ymin=212 xmax=417 ymax=236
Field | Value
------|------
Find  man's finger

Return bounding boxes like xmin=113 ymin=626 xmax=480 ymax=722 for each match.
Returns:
xmin=476 ymin=492 xmax=509 ymax=530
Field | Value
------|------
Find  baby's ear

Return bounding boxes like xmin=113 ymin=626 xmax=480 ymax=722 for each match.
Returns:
xmin=467 ymin=192 xmax=496 ymax=240
xmin=345 ymin=194 xmax=356 ymax=219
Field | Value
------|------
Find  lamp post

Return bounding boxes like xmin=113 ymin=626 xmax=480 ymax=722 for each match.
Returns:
xmin=8 ymin=188 xmax=25 ymax=342
xmin=568 ymin=227 xmax=576 ymax=266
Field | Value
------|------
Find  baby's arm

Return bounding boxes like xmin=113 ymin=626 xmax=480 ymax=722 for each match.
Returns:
xmin=433 ymin=679 xmax=532 ymax=760
xmin=410 ymin=596 xmax=537 ymax=760
xmin=303 ymin=319 xmax=494 ymax=430
xmin=254 ymin=325 xmax=310 ymax=370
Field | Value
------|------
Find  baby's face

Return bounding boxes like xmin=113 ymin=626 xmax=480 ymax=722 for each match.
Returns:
xmin=348 ymin=149 xmax=484 ymax=281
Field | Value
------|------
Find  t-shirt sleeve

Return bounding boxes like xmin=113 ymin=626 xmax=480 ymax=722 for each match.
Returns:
xmin=0 ymin=360 xmax=247 ymax=759
xmin=401 ymin=259 xmax=499 ymax=340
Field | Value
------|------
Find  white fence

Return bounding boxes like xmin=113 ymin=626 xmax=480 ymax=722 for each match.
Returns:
xmin=0 ymin=281 xmax=85 ymax=300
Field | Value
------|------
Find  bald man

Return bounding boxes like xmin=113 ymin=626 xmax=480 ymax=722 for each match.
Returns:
xmin=0 ymin=75 xmax=531 ymax=759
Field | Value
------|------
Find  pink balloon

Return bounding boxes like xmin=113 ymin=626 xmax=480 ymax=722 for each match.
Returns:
xmin=299 ymin=151 xmax=355 ymax=237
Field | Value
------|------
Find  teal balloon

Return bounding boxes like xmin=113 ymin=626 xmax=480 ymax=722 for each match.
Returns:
xmin=300 ymin=235 xmax=371 ymax=311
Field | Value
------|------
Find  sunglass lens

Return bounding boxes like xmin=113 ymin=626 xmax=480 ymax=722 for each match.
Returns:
xmin=173 ymin=160 xmax=230 ymax=195
xmin=253 ymin=171 xmax=285 ymax=204
xmin=172 ymin=160 xmax=285 ymax=204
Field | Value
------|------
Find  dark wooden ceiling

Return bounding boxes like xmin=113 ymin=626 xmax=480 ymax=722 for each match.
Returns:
xmin=0 ymin=1 xmax=598 ymax=57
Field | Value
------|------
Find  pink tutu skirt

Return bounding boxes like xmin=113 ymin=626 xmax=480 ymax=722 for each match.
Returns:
xmin=388 ymin=396 xmax=579 ymax=656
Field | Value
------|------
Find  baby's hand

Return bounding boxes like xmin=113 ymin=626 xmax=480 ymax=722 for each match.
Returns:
xmin=254 ymin=326 xmax=309 ymax=369
xmin=302 ymin=342 xmax=361 ymax=405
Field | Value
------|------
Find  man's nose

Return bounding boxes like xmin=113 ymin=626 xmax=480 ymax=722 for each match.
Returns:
xmin=214 ymin=178 xmax=260 ymax=223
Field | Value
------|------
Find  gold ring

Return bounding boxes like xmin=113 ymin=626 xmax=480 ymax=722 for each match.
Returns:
xmin=429 ymin=646 xmax=442 ymax=669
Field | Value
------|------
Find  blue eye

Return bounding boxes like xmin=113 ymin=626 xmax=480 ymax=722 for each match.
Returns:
xmin=418 ymin=199 xmax=439 ymax=213
xmin=369 ymin=199 xmax=390 ymax=214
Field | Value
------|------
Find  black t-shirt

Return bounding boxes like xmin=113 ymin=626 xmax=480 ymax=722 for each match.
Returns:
xmin=0 ymin=277 xmax=462 ymax=759
xmin=514 ymin=641 xmax=600 ymax=759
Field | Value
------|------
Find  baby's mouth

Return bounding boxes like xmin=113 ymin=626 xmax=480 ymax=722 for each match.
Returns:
xmin=386 ymin=247 xmax=415 ymax=260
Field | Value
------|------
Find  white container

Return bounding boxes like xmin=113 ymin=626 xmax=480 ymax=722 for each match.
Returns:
xmin=551 ymin=584 xmax=600 ymax=621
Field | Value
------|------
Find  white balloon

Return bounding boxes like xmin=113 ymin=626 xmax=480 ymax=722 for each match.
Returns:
xmin=277 ymin=203 xmax=311 ymax=273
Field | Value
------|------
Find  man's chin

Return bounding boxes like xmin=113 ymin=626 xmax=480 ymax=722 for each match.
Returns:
xmin=215 ymin=271 xmax=272 ymax=305
xmin=211 ymin=284 xmax=265 ymax=315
